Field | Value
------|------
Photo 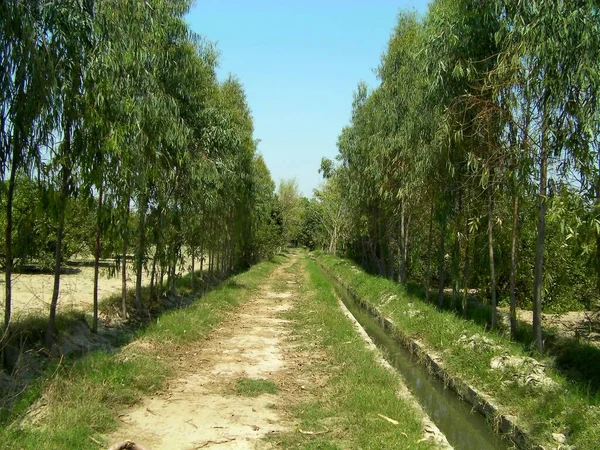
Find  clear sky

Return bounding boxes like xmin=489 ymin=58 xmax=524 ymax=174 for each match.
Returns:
xmin=186 ymin=1 xmax=430 ymax=197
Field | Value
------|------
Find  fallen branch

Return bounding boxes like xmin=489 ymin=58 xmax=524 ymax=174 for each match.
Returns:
xmin=299 ymin=427 xmax=329 ymax=436
xmin=196 ymin=438 xmax=236 ymax=448
xmin=377 ymin=413 xmax=399 ymax=425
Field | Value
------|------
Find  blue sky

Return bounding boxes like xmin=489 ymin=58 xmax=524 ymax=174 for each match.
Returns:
xmin=186 ymin=1 xmax=430 ymax=196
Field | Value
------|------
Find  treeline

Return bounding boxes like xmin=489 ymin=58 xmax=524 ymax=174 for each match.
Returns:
xmin=0 ymin=0 xmax=283 ymax=349
xmin=316 ymin=0 xmax=600 ymax=351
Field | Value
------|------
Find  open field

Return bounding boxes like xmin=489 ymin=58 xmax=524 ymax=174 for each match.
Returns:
xmin=0 ymin=253 xmax=198 ymax=323
xmin=0 ymin=264 xmax=146 ymax=324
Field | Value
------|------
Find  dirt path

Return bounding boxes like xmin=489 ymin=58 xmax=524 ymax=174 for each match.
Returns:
xmin=108 ymin=255 xmax=300 ymax=449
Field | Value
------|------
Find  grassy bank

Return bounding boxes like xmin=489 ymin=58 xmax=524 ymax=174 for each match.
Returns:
xmin=316 ymin=252 xmax=599 ymax=449
xmin=272 ymin=257 xmax=438 ymax=449
xmin=0 ymin=257 xmax=281 ymax=450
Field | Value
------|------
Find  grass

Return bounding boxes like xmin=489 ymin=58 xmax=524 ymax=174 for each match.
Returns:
xmin=235 ymin=378 xmax=278 ymax=397
xmin=316 ymin=252 xmax=600 ymax=449
xmin=271 ymin=256 xmax=435 ymax=449
xmin=0 ymin=256 xmax=282 ymax=450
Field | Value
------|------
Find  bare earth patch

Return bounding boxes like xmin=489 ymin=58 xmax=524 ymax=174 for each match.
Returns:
xmin=107 ymin=258 xmax=301 ymax=449
xmin=512 ymin=309 xmax=600 ymax=345
xmin=0 ymin=264 xmax=146 ymax=323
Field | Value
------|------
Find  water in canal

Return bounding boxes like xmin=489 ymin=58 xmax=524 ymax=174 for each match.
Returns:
xmin=330 ymin=277 xmax=512 ymax=450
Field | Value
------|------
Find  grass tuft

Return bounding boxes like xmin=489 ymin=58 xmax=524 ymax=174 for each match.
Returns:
xmin=235 ymin=378 xmax=278 ymax=397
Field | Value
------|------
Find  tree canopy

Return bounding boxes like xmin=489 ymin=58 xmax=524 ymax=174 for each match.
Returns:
xmin=0 ymin=0 xmax=282 ymax=349
xmin=316 ymin=0 xmax=600 ymax=352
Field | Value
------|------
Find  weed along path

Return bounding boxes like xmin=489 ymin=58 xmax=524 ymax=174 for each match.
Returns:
xmin=107 ymin=255 xmax=299 ymax=449
xmin=107 ymin=251 xmax=450 ymax=449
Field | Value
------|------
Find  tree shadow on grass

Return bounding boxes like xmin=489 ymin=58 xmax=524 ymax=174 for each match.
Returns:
xmin=366 ymin=273 xmax=600 ymax=397
xmin=4 ymin=265 xmax=83 ymax=275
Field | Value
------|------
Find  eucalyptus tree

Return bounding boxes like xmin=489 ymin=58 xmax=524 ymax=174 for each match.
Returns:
xmin=496 ymin=0 xmax=600 ymax=350
xmin=278 ymin=179 xmax=303 ymax=247
xmin=41 ymin=0 xmax=95 ymax=349
xmin=424 ymin=0 xmax=506 ymax=322
xmin=248 ymin=155 xmax=282 ymax=261
xmin=0 ymin=1 xmax=55 ymax=329
xmin=315 ymin=160 xmax=350 ymax=256
xmin=80 ymin=0 xmax=131 ymax=331
xmin=1 ymin=0 xmax=281 ymax=349
xmin=377 ymin=12 xmax=431 ymax=284
xmin=217 ymin=77 xmax=257 ymax=269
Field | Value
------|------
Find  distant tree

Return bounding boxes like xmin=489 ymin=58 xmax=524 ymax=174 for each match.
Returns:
xmin=278 ymin=178 xmax=303 ymax=247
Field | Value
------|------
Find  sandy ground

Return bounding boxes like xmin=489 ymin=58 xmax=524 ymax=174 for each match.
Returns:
xmin=1 ymin=253 xmax=195 ymax=323
xmin=107 ymin=257 xmax=300 ymax=449
xmin=510 ymin=309 xmax=600 ymax=344
xmin=445 ymin=288 xmax=600 ymax=346
xmin=0 ymin=264 xmax=146 ymax=323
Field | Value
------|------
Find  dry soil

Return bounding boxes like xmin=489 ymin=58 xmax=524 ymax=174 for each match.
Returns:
xmin=106 ymin=257 xmax=300 ymax=449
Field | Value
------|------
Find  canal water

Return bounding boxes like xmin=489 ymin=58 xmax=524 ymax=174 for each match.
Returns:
xmin=329 ymin=275 xmax=512 ymax=450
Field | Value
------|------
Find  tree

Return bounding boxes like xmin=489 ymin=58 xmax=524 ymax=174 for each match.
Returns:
xmin=278 ymin=178 xmax=303 ymax=247
xmin=319 ymin=0 xmax=600 ymax=351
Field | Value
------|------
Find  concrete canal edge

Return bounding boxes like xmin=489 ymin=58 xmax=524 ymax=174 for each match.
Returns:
xmin=316 ymin=260 xmax=546 ymax=450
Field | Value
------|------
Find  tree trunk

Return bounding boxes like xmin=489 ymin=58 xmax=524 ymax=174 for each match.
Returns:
xmin=388 ymin=235 xmax=394 ymax=282
xmin=595 ymin=148 xmax=600 ymax=309
xmin=150 ymin=250 xmax=157 ymax=300
xmin=360 ymin=238 xmax=367 ymax=268
xmin=369 ymin=237 xmax=377 ymax=274
xmin=221 ymin=235 xmax=227 ymax=275
xmin=488 ymin=184 xmax=497 ymax=329
xmin=425 ymin=202 xmax=434 ymax=301
xmin=510 ymin=195 xmax=519 ymax=338
xmin=121 ymin=201 xmax=130 ymax=318
xmin=437 ymin=215 xmax=447 ymax=308
xmin=135 ymin=193 xmax=148 ymax=312
xmin=533 ymin=103 xmax=549 ymax=353
xmin=404 ymin=214 xmax=410 ymax=278
xmin=332 ymin=223 xmax=338 ymax=256
xmin=199 ymin=239 xmax=204 ymax=280
xmin=452 ymin=232 xmax=460 ymax=310
xmin=159 ymin=262 xmax=165 ymax=291
xmin=462 ymin=212 xmax=470 ymax=318
xmin=398 ymin=201 xmax=407 ymax=284
xmin=378 ymin=218 xmax=386 ymax=278
xmin=191 ymin=247 xmax=195 ymax=291
xmin=93 ymin=183 xmax=103 ymax=333
xmin=46 ymin=131 xmax=72 ymax=350
xmin=4 ymin=154 xmax=18 ymax=330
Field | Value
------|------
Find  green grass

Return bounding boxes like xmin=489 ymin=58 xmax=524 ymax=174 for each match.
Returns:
xmin=0 ymin=257 xmax=282 ymax=450
xmin=271 ymin=257 xmax=435 ymax=449
xmin=316 ymin=252 xmax=600 ymax=449
xmin=235 ymin=378 xmax=278 ymax=397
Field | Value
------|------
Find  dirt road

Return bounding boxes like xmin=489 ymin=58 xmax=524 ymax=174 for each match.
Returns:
xmin=108 ymin=255 xmax=301 ymax=449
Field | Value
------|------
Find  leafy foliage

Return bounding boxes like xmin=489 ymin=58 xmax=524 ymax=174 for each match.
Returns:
xmin=0 ymin=0 xmax=282 ymax=345
xmin=316 ymin=0 xmax=600 ymax=350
